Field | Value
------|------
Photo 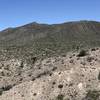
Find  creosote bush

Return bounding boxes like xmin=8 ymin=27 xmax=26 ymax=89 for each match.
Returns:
xmin=1 ymin=85 xmax=12 ymax=91
xmin=0 ymin=85 xmax=13 ymax=96
xmin=77 ymin=50 xmax=87 ymax=57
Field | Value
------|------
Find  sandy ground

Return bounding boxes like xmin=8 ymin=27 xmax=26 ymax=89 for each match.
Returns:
xmin=0 ymin=48 xmax=100 ymax=100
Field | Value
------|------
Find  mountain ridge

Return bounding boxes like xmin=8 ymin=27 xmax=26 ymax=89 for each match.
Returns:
xmin=1 ymin=20 xmax=100 ymax=31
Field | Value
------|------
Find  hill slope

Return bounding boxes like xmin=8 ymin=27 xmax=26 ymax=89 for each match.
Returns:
xmin=0 ymin=21 xmax=100 ymax=59
xmin=0 ymin=21 xmax=100 ymax=100
xmin=0 ymin=48 xmax=100 ymax=100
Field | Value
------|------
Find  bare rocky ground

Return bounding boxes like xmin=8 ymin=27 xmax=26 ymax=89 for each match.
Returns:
xmin=0 ymin=48 xmax=100 ymax=100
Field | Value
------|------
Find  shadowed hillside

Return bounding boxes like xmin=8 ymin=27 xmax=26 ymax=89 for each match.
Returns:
xmin=0 ymin=21 xmax=100 ymax=59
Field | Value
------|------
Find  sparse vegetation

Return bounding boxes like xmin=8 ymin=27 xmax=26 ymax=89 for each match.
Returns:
xmin=31 ymin=57 xmax=37 ymax=64
xmin=52 ymin=67 xmax=57 ymax=71
xmin=20 ymin=61 xmax=24 ymax=68
xmin=69 ymin=59 xmax=74 ymax=63
xmin=91 ymin=48 xmax=96 ymax=51
xmin=83 ymin=90 xmax=100 ymax=100
xmin=0 ymin=21 xmax=100 ymax=60
xmin=87 ymin=57 xmax=94 ymax=62
xmin=52 ymin=82 xmax=56 ymax=85
xmin=98 ymin=72 xmax=100 ymax=80
xmin=56 ymin=94 xmax=64 ymax=100
xmin=77 ymin=50 xmax=87 ymax=57
xmin=33 ymin=93 xmax=37 ymax=96
xmin=0 ymin=21 xmax=100 ymax=99
xmin=1 ymin=85 xmax=12 ymax=91
xmin=0 ymin=85 xmax=13 ymax=96
xmin=58 ymin=84 xmax=63 ymax=89
xmin=0 ymin=88 xmax=3 ymax=95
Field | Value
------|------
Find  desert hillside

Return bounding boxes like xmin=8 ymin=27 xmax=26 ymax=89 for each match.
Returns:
xmin=0 ymin=21 xmax=100 ymax=59
xmin=0 ymin=48 xmax=100 ymax=100
xmin=0 ymin=21 xmax=100 ymax=100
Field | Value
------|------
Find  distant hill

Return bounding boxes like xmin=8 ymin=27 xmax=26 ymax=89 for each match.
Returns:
xmin=0 ymin=20 xmax=100 ymax=59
